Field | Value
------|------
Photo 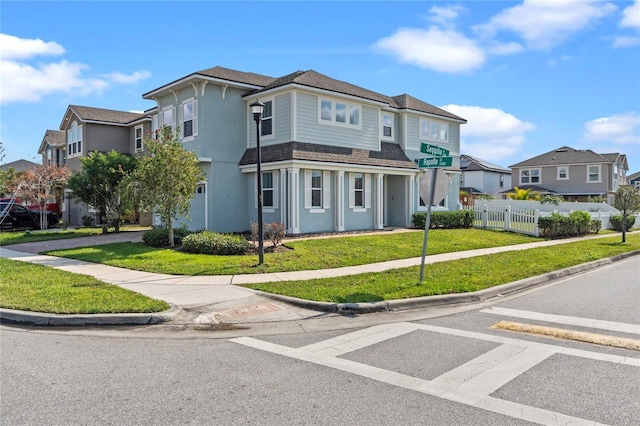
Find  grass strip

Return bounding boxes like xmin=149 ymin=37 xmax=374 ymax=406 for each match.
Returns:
xmin=0 ymin=258 xmax=169 ymax=314
xmin=0 ymin=226 xmax=149 ymax=246
xmin=243 ymin=234 xmax=640 ymax=303
xmin=45 ymin=229 xmax=540 ymax=275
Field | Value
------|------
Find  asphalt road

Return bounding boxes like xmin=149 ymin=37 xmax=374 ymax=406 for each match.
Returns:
xmin=1 ymin=257 xmax=638 ymax=425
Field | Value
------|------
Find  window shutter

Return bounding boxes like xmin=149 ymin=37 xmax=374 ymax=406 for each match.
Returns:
xmin=365 ymin=174 xmax=371 ymax=209
xmin=323 ymin=171 xmax=330 ymax=209
xmin=193 ymin=99 xmax=198 ymax=137
xmin=304 ymin=170 xmax=312 ymax=209
xmin=348 ymin=173 xmax=355 ymax=208
xmin=273 ymin=171 xmax=279 ymax=209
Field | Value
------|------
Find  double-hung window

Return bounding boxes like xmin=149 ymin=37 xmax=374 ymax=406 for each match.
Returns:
xmin=319 ymin=99 xmax=360 ymax=128
xmin=557 ymin=166 xmax=568 ymax=180
xmin=349 ymin=173 xmax=371 ymax=211
xmin=520 ymin=168 xmax=540 ymax=184
xmin=419 ymin=118 xmax=448 ymax=142
xmin=262 ymin=171 xmax=274 ymax=208
xmin=587 ymin=165 xmax=601 ymax=183
xmin=180 ymin=98 xmax=197 ymax=140
xmin=67 ymin=122 xmax=82 ymax=158
xmin=162 ymin=106 xmax=175 ymax=134
xmin=382 ymin=113 xmax=393 ymax=139
xmin=261 ymin=100 xmax=273 ymax=137
xmin=134 ymin=125 xmax=143 ymax=151
xmin=304 ymin=170 xmax=330 ymax=211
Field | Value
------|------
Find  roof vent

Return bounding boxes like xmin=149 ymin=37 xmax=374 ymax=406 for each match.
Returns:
xmin=555 ymin=148 xmax=568 ymax=152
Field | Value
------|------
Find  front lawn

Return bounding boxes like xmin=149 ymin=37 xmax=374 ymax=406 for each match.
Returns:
xmin=0 ymin=225 xmax=150 ymax=246
xmin=46 ymin=229 xmax=540 ymax=275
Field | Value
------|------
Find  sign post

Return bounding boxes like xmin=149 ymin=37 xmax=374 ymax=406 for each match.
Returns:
xmin=417 ymin=143 xmax=451 ymax=282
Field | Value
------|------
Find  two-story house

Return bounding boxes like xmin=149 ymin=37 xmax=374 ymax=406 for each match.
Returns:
xmin=628 ymin=171 xmax=640 ymax=189
xmin=140 ymin=66 xmax=466 ymax=234
xmin=459 ymin=154 xmax=511 ymax=199
xmin=508 ymin=146 xmax=629 ymax=203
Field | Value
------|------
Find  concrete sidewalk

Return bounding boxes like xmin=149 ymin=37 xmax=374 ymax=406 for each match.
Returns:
xmin=1 ymin=231 xmax=638 ymax=327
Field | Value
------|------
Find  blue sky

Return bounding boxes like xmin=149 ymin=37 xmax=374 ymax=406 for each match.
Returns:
xmin=1 ymin=0 xmax=639 ymax=173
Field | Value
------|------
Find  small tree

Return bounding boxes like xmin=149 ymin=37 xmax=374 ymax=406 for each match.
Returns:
xmin=507 ymin=186 xmax=541 ymax=201
xmin=67 ymin=150 xmax=138 ymax=233
xmin=10 ymin=165 xmax=71 ymax=229
xmin=613 ymin=186 xmax=640 ymax=243
xmin=129 ymin=128 xmax=204 ymax=248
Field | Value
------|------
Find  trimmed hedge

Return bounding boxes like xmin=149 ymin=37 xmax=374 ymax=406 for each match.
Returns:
xmin=610 ymin=215 xmax=637 ymax=232
xmin=412 ymin=210 xmax=474 ymax=229
xmin=181 ymin=231 xmax=253 ymax=255
xmin=142 ymin=227 xmax=193 ymax=248
xmin=538 ymin=211 xmax=600 ymax=238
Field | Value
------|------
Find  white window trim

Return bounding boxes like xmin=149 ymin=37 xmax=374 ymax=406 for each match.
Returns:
xmin=151 ymin=115 xmax=159 ymax=139
xmin=318 ymin=97 xmax=362 ymax=129
xmin=519 ymin=168 xmax=541 ymax=185
xmin=381 ymin=113 xmax=394 ymax=141
xmin=255 ymin=170 xmax=279 ymax=212
xmin=179 ymin=98 xmax=198 ymax=142
xmin=134 ymin=125 xmax=144 ymax=152
xmin=556 ymin=166 xmax=569 ymax=180
xmin=67 ymin=121 xmax=83 ymax=159
xmin=304 ymin=170 xmax=330 ymax=212
xmin=419 ymin=118 xmax=449 ymax=142
xmin=260 ymin=98 xmax=275 ymax=140
xmin=161 ymin=105 xmax=176 ymax=135
xmin=587 ymin=164 xmax=602 ymax=183
xmin=348 ymin=173 xmax=371 ymax=212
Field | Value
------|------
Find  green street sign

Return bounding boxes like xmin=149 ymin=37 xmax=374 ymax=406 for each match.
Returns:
xmin=420 ymin=143 xmax=450 ymax=157
xmin=418 ymin=156 xmax=453 ymax=168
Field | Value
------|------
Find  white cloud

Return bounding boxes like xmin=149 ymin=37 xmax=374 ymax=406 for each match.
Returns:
xmin=0 ymin=33 xmax=65 ymax=60
xmin=485 ymin=41 xmax=523 ymax=55
xmin=612 ymin=35 xmax=640 ymax=48
xmin=620 ymin=0 xmax=640 ymax=29
xmin=0 ymin=33 xmax=151 ymax=105
xmin=583 ymin=112 xmax=640 ymax=147
xmin=474 ymin=0 xmax=616 ymax=50
xmin=374 ymin=27 xmax=485 ymax=74
xmin=427 ymin=5 xmax=465 ymax=29
xmin=441 ymin=104 xmax=536 ymax=161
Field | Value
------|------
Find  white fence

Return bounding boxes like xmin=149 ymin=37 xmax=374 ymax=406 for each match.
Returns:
xmin=464 ymin=201 xmax=638 ymax=237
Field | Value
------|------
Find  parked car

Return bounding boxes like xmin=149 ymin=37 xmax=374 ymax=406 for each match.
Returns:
xmin=0 ymin=201 xmax=59 ymax=231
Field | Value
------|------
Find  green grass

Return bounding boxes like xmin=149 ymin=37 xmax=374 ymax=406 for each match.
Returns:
xmin=0 ymin=225 xmax=150 ymax=246
xmin=0 ymin=258 xmax=169 ymax=314
xmin=46 ymin=229 xmax=540 ymax=275
xmin=244 ymin=233 xmax=640 ymax=303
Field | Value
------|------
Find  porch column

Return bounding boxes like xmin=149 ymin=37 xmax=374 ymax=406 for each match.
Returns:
xmin=375 ymin=173 xmax=384 ymax=229
xmin=335 ymin=170 xmax=345 ymax=231
xmin=288 ymin=168 xmax=300 ymax=234
xmin=407 ymin=175 xmax=415 ymax=227
xmin=279 ymin=168 xmax=287 ymax=225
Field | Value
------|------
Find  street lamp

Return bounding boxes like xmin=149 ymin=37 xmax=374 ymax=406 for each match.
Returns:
xmin=250 ymin=99 xmax=265 ymax=265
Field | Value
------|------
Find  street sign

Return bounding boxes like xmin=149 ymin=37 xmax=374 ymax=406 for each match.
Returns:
xmin=419 ymin=169 xmax=449 ymax=206
xmin=420 ymin=143 xmax=450 ymax=157
xmin=418 ymin=156 xmax=453 ymax=168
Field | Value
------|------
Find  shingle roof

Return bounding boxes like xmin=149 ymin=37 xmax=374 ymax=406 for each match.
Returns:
xmin=460 ymin=154 xmax=510 ymax=172
xmin=0 ymin=159 xmax=40 ymax=172
xmin=68 ymin=105 xmax=146 ymax=125
xmin=240 ymin=141 xmax=418 ymax=170
xmin=509 ymin=146 xmax=621 ymax=168
xmin=44 ymin=130 xmax=66 ymax=146
xmin=391 ymin=94 xmax=465 ymax=121
xmin=196 ymin=66 xmax=276 ymax=87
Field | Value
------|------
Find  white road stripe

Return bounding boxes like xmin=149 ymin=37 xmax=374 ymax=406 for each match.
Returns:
xmin=480 ymin=307 xmax=640 ymax=335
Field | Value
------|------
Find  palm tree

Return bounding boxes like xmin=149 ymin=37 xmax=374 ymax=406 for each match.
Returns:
xmin=507 ymin=186 xmax=541 ymax=201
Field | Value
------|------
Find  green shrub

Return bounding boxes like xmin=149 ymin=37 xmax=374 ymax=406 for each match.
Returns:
xmin=181 ymin=231 xmax=253 ymax=255
xmin=142 ymin=227 xmax=193 ymax=248
xmin=412 ymin=210 xmax=473 ymax=229
xmin=538 ymin=212 xmax=600 ymax=238
xmin=610 ymin=215 xmax=637 ymax=232
xmin=569 ymin=210 xmax=591 ymax=235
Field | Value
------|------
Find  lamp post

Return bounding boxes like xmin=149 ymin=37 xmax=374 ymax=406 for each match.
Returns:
xmin=250 ymin=99 xmax=265 ymax=265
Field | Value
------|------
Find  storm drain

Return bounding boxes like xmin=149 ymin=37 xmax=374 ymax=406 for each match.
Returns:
xmin=195 ymin=302 xmax=282 ymax=324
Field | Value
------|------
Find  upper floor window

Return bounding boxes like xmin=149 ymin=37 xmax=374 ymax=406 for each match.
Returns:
xmin=261 ymin=100 xmax=273 ymax=137
xmin=161 ymin=106 xmax=175 ymax=134
xmin=499 ymin=175 xmax=504 ymax=188
xmin=520 ymin=168 xmax=540 ymax=184
xmin=151 ymin=115 xmax=159 ymax=139
xmin=587 ymin=165 xmax=601 ymax=183
xmin=304 ymin=170 xmax=330 ymax=211
xmin=134 ymin=125 xmax=143 ymax=151
xmin=180 ymin=98 xmax=198 ymax=140
xmin=382 ymin=113 xmax=394 ymax=139
xmin=557 ymin=166 xmax=568 ymax=180
xmin=67 ymin=121 xmax=82 ymax=158
xmin=420 ymin=118 xmax=448 ymax=142
xmin=319 ymin=99 xmax=360 ymax=128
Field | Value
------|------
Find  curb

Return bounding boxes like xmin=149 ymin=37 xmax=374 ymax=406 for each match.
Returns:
xmin=0 ymin=305 xmax=184 ymax=327
xmin=258 ymin=250 xmax=640 ymax=314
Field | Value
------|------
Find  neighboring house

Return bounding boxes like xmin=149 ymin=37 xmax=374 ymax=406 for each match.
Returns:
xmin=38 ymin=66 xmax=466 ymax=234
xmin=38 ymin=105 xmax=148 ymax=225
xmin=628 ymin=171 xmax=640 ymax=189
xmin=459 ymin=154 xmax=510 ymax=198
xmin=0 ymin=159 xmax=40 ymax=198
xmin=508 ymin=146 xmax=629 ymax=203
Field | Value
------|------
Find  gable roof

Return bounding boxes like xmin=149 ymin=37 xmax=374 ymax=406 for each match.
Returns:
xmin=0 ymin=159 xmax=40 ymax=172
xmin=38 ymin=130 xmax=66 ymax=154
xmin=460 ymin=154 xmax=510 ymax=173
xmin=240 ymin=141 xmax=418 ymax=170
xmin=64 ymin=105 xmax=146 ymax=127
xmin=627 ymin=171 xmax=640 ymax=181
xmin=510 ymin=146 xmax=627 ymax=168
